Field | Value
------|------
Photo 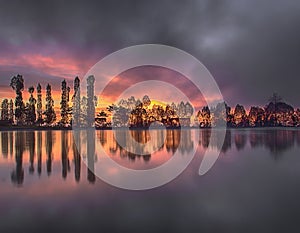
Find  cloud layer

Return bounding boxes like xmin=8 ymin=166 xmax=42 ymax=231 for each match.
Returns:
xmin=0 ymin=0 xmax=300 ymax=108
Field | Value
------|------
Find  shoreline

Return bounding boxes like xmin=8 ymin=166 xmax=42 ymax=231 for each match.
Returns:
xmin=0 ymin=126 xmax=299 ymax=131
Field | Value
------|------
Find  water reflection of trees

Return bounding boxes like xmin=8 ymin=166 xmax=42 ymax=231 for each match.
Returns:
xmin=97 ymin=129 xmax=194 ymax=162
xmin=27 ymin=131 xmax=35 ymax=174
xmin=73 ymin=130 xmax=81 ymax=182
xmin=234 ymin=131 xmax=247 ymax=151
xmin=87 ymin=129 xmax=96 ymax=183
xmin=1 ymin=131 xmax=8 ymax=158
xmin=46 ymin=131 xmax=53 ymax=176
xmin=37 ymin=131 xmax=42 ymax=176
xmin=261 ymin=130 xmax=296 ymax=159
xmin=11 ymin=131 xmax=25 ymax=185
xmin=61 ymin=130 xmax=70 ymax=179
xmin=198 ymin=129 xmax=300 ymax=157
xmin=2 ymin=129 xmax=300 ymax=186
xmin=199 ymin=129 xmax=232 ymax=153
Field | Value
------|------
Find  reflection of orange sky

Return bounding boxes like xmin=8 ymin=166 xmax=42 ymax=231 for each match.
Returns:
xmin=0 ymin=130 xmax=203 ymax=170
xmin=0 ymin=129 xmax=212 ymax=196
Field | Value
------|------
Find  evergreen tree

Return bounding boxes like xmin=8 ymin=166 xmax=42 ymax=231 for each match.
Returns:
xmin=9 ymin=99 xmax=14 ymax=123
xmin=44 ymin=84 xmax=56 ymax=125
xmin=87 ymin=75 xmax=95 ymax=127
xmin=60 ymin=80 xmax=70 ymax=125
xmin=72 ymin=76 xmax=81 ymax=126
xmin=36 ymin=83 xmax=43 ymax=124
xmin=10 ymin=74 xmax=25 ymax=125
xmin=27 ymin=86 xmax=36 ymax=125
xmin=1 ymin=99 xmax=9 ymax=121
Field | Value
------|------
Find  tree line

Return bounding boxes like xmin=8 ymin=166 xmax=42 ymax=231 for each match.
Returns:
xmin=1 ymin=74 xmax=300 ymax=128
xmin=0 ymin=74 xmax=95 ymax=127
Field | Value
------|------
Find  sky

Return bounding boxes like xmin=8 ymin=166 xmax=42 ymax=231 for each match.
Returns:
xmin=0 ymin=0 xmax=300 ymax=110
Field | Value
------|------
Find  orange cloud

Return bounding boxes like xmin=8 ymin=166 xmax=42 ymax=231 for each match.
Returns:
xmin=0 ymin=53 xmax=91 ymax=80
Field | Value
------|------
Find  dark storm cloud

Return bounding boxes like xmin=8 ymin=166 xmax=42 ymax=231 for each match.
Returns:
xmin=0 ymin=0 xmax=300 ymax=107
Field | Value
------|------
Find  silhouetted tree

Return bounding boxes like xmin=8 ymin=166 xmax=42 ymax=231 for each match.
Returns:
xmin=9 ymin=99 xmax=14 ymax=123
xmin=36 ymin=83 xmax=43 ymax=124
xmin=10 ymin=74 xmax=25 ymax=125
xmin=87 ymin=75 xmax=95 ymax=127
xmin=72 ymin=76 xmax=80 ymax=126
xmin=233 ymin=104 xmax=248 ymax=127
xmin=269 ymin=93 xmax=282 ymax=126
xmin=197 ymin=106 xmax=211 ymax=128
xmin=95 ymin=110 xmax=108 ymax=127
xmin=248 ymin=106 xmax=265 ymax=127
xmin=1 ymin=99 xmax=9 ymax=121
xmin=44 ymin=84 xmax=56 ymax=125
xmin=26 ymin=86 xmax=36 ymax=125
xmin=60 ymin=80 xmax=70 ymax=125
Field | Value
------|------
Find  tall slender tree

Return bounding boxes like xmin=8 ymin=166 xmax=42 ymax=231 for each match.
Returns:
xmin=44 ymin=84 xmax=56 ymax=125
xmin=60 ymin=80 xmax=70 ymax=125
xmin=10 ymin=74 xmax=25 ymax=125
xmin=36 ymin=83 xmax=43 ymax=124
xmin=9 ymin=99 xmax=14 ymax=123
xmin=27 ymin=86 xmax=36 ymax=125
xmin=1 ymin=99 xmax=9 ymax=121
xmin=72 ymin=76 xmax=81 ymax=126
xmin=87 ymin=75 xmax=95 ymax=127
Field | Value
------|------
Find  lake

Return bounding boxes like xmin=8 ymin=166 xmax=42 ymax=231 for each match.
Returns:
xmin=0 ymin=128 xmax=300 ymax=233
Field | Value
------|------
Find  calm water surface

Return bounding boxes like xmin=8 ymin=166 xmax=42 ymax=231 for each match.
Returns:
xmin=0 ymin=129 xmax=300 ymax=233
